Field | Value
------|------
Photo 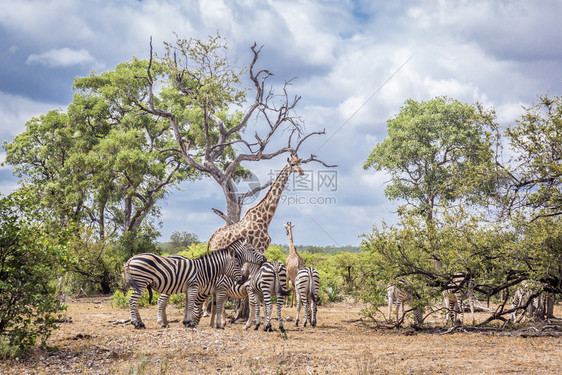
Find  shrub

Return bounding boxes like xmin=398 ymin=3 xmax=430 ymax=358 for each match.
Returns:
xmin=0 ymin=193 xmax=68 ymax=356
xmin=111 ymin=289 xmax=160 ymax=309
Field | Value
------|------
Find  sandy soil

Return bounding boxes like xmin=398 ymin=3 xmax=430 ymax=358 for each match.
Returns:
xmin=1 ymin=297 xmax=561 ymax=374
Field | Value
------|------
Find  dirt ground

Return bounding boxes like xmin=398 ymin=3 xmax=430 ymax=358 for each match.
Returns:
xmin=1 ymin=297 xmax=561 ymax=375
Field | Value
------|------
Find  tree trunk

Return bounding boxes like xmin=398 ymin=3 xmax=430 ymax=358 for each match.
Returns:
xmin=546 ymin=295 xmax=554 ymax=318
xmin=232 ymin=298 xmax=250 ymax=322
xmin=222 ymin=180 xmax=242 ymax=224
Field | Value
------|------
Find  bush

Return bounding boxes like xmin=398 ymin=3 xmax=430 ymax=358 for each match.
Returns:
xmin=321 ymin=278 xmax=344 ymax=304
xmin=0 ymin=193 xmax=68 ymax=356
xmin=111 ymin=289 xmax=160 ymax=309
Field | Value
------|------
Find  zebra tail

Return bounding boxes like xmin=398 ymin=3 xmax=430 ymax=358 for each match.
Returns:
xmin=309 ymin=269 xmax=317 ymax=303
xmin=274 ymin=269 xmax=280 ymax=296
xmin=122 ymin=260 xmax=131 ymax=292
xmin=147 ymin=285 xmax=153 ymax=305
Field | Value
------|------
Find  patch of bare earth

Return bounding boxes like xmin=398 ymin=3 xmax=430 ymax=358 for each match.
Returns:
xmin=1 ymin=297 xmax=561 ymax=374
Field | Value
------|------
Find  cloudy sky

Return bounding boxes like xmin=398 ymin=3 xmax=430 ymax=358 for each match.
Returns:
xmin=1 ymin=0 xmax=561 ymax=247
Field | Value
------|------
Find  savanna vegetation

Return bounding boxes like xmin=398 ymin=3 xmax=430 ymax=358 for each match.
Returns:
xmin=1 ymin=33 xmax=561 ymax=363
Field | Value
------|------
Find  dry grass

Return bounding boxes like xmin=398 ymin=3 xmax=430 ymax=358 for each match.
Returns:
xmin=1 ymin=297 xmax=561 ymax=374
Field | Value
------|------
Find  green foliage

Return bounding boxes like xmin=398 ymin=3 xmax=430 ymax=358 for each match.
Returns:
xmin=163 ymin=231 xmax=200 ymax=254
xmin=0 ymin=193 xmax=68 ymax=355
xmin=65 ymin=229 xmax=123 ymax=295
xmin=111 ymin=289 xmax=160 ymax=309
xmin=2 ymin=57 xmax=197 ymax=296
xmin=176 ymin=242 xmax=209 ymax=259
xmin=364 ymin=97 xmax=498 ymax=220
xmin=265 ymin=244 xmax=288 ymax=263
xmin=504 ymin=94 xmax=562 ymax=218
xmin=320 ymin=278 xmax=344 ymax=304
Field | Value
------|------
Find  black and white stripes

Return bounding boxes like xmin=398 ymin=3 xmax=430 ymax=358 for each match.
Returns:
xmin=123 ymin=239 xmax=265 ymax=329
xmin=244 ymin=261 xmax=291 ymax=332
xmin=294 ymin=267 xmax=320 ymax=328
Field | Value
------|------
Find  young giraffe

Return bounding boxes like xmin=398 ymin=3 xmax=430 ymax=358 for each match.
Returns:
xmin=284 ymin=222 xmax=305 ymax=307
xmin=208 ymin=155 xmax=304 ymax=253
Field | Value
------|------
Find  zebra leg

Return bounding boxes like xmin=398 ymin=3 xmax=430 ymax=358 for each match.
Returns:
xmin=157 ymin=294 xmax=170 ymax=328
xmin=310 ymin=295 xmax=317 ymax=328
xmin=295 ymin=289 xmax=302 ymax=327
xmin=277 ymin=295 xmax=285 ymax=332
xmin=214 ymin=291 xmax=226 ymax=329
xmin=183 ymin=288 xmax=198 ymax=328
xmin=254 ymin=294 xmax=263 ymax=331
xmin=244 ymin=291 xmax=257 ymax=330
xmin=209 ymin=292 xmax=217 ymax=328
xmin=202 ymin=298 xmax=210 ymax=317
xmin=262 ymin=292 xmax=273 ymax=332
xmin=302 ymin=294 xmax=310 ymax=327
xmin=129 ymin=288 xmax=145 ymax=329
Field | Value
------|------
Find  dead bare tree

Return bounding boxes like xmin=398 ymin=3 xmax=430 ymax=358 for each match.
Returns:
xmin=134 ymin=35 xmax=333 ymax=224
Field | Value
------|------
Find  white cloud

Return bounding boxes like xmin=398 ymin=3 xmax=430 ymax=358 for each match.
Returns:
xmin=26 ymin=48 xmax=94 ymax=68
xmin=0 ymin=0 xmax=560 ymax=245
xmin=0 ymin=91 xmax=61 ymax=140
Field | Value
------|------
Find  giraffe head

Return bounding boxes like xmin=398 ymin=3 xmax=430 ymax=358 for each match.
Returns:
xmin=284 ymin=221 xmax=294 ymax=236
xmin=287 ymin=154 xmax=304 ymax=175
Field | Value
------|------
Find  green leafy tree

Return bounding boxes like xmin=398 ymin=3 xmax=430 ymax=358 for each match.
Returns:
xmin=3 ymin=58 xmax=194 ymax=247
xmin=264 ymin=244 xmax=287 ymax=263
xmin=364 ymin=97 xmax=498 ymax=222
xmin=166 ymin=231 xmax=200 ymax=253
xmin=2 ymin=59 xmax=197 ymax=293
xmin=364 ymin=97 xmax=499 ymax=266
xmin=504 ymin=94 xmax=562 ymax=218
xmin=0 ymin=193 xmax=68 ymax=355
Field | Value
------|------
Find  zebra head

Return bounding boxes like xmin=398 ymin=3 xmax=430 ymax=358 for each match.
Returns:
xmin=228 ymin=239 xmax=266 ymax=284
xmin=228 ymin=239 xmax=267 ymax=266
xmin=222 ymin=252 xmax=246 ymax=285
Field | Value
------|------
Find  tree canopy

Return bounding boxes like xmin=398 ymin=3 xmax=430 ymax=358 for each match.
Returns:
xmin=364 ymin=97 xmax=499 ymax=223
xmin=504 ymin=94 xmax=562 ymax=218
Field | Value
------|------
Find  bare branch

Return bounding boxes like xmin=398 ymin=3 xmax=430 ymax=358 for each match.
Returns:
xmin=300 ymin=154 xmax=338 ymax=168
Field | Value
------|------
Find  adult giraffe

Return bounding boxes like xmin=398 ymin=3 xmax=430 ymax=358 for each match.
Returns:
xmin=208 ymin=154 xmax=304 ymax=253
xmin=284 ymin=221 xmax=305 ymax=307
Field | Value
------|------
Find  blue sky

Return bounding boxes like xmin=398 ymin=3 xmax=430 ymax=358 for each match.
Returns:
xmin=1 ymin=0 xmax=561 ymax=246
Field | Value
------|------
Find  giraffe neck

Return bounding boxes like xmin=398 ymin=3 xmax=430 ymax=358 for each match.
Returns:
xmin=245 ymin=164 xmax=292 ymax=226
xmin=287 ymin=229 xmax=297 ymax=254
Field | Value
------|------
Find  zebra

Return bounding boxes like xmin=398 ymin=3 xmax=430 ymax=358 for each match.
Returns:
xmin=156 ymin=240 xmax=266 ymax=329
xmin=244 ymin=261 xmax=291 ymax=332
xmin=387 ymin=281 xmax=423 ymax=324
xmin=294 ymin=267 xmax=320 ymax=328
xmin=387 ymin=285 xmax=410 ymax=322
xmin=510 ymin=281 xmax=535 ymax=323
xmin=442 ymin=275 xmax=475 ymax=326
xmin=508 ymin=280 xmax=555 ymax=323
xmin=208 ymin=262 xmax=258 ymax=329
xmin=123 ymin=239 xmax=264 ymax=329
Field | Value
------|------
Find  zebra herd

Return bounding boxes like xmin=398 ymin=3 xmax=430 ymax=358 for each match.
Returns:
xmin=387 ymin=276 xmax=553 ymax=326
xmin=123 ymin=239 xmax=321 ymax=331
